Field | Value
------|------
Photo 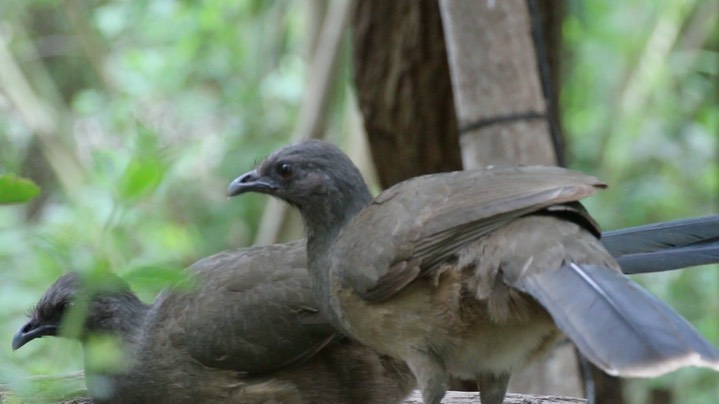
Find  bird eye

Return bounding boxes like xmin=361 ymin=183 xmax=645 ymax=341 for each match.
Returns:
xmin=276 ymin=163 xmax=293 ymax=179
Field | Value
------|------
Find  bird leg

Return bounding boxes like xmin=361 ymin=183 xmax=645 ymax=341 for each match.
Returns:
xmin=477 ymin=372 xmax=510 ymax=404
xmin=406 ymin=349 xmax=448 ymax=404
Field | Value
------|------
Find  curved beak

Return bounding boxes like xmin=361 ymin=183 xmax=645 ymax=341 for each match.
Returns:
xmin=12 ymin=319 xmax=58 ymax=351
xmin=227 ymin=169 xmax=278 ymax=197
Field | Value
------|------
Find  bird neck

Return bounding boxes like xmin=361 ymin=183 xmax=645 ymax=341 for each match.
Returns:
xmin=305 ymin=239 xmax=341 ymax=327
xmin=82 ymin=296 xmax=150 ymax=376
xmin=303 ymin=181 xmax=373 ymax=240
xmin=303 ymin=185 xmax=373 ymax=329
xmin=112 ymin=296 xmax=150 ymax=343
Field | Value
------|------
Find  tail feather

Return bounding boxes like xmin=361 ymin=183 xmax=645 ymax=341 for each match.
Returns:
xmin=614 ymin=241 xmax=719 ymax=275
xmin=602 ymin=216 xmax=719 ymax=274
xmin=515 ymin=263 xmax=719 ymax=377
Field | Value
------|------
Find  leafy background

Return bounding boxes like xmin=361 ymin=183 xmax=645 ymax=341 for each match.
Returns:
xmin=0 ymin=0 xmax=717 ymax=402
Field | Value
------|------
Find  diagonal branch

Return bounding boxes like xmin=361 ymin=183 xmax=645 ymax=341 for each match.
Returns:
xmin=254 ymin=0 xmax=355 ymax=245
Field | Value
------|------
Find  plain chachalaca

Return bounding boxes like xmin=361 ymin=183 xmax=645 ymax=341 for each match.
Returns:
xmin=12 ymin=242 xmax=416 ymax=404
xmin=227 ymin=140 xmax=719 ymax=404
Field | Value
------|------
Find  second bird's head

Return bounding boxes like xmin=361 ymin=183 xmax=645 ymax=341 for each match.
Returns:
xmin=227 ymin=140 xmax=371 ymax=225
xmin=12 ymin=272 xmax=136 ymax=351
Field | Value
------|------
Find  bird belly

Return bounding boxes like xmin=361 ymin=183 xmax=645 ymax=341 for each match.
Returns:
xmin=440 ymin=318 xmax=560 ymax=379
xmin=332 ymin=270 xmax=560 ymax=380
xmin=333 ymin=279 xmax=455 ymax=360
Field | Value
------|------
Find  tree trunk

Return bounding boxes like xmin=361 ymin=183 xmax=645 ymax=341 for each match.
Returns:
xmin=351 ymin=0 xmax=609 ymax=400
xmin=352 ymin=0 xmax=462 ymax=188
xmin=438 ymin=0 xmax=556 ymax=168
xmin=438 ymin=0 xmax=582 ymax=398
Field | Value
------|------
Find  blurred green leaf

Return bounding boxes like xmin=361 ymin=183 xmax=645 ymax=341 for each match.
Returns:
xmin=0 ymin=174 xmax=41 ymax=204
xmin=117 ymin=158 xmax=166 ymax=202
xmin=116 ymin=124 xmax=169 ymax=202
xmin=122 ymin=264 xmax=195 ymax=292
xmin=84 ymin=335 xmax=129 ymax=373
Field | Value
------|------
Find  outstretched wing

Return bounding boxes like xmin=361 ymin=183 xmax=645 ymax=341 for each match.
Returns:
xmin=333 ymin=165 xmax=606 ymax=302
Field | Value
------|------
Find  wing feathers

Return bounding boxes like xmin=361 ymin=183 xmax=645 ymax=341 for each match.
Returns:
xmin=364 ymin=259 xmax=421 ymax=302
xmin=342 ymin=166 xmax=606 ymax=301
xmin=175 ymin=242 xmax=339 ymax=374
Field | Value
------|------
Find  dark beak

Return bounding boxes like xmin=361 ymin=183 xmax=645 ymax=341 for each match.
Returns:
xmin=227 ymin=169 xmax=278 ymax=197
xmin=12 ymin=319 xmax=59 ymax=350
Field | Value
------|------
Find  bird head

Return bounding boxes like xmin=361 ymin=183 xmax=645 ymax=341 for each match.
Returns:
xmin=13 ymin=273 xmax=136 ymax=351
xmin=227 ymin=140 xmax=372 ymax=232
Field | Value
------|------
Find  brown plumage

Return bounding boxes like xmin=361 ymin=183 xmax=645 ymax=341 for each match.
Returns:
xmin=227 ymin=140 xmax=719 ymax=404
xmin=13 ymin=242 xmax=415 ymax=404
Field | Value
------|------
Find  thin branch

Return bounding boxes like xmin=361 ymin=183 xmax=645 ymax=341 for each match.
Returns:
xmin=64 ymin=0 xmax=113 ymax=90
xmin=597 ymin=1 xmax=689 ymax=174
xmin=404 ymin=391 xmax=586 ymax=403
xmin=0 ymin=29 xmax=86 ymax=195
xmin=1 ymin=377 xmax=588 ymax=404
xmin=254 ymin=0 xmax=354 ymax=245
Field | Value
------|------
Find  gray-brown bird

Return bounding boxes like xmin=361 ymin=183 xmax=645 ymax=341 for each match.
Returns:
xmin=13 ymin=242 xmax=415 ymax=404
xmin=227 ymin=140 xmax=719 ymax=404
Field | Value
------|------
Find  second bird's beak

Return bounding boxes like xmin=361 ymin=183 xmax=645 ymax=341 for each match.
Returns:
xmin=12 ymin=319 xmax=58 ymax=351
xmin=227 ymin=170 xmax=278 ymax=197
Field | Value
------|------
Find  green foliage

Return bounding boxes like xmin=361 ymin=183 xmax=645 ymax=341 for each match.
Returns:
xmin=3 ymin=372 xmax=87 ymax=404
xmin=0 ymin=0 xmax=319 ymax=399
xmin=563 ymin=0 xmax=718 ymax=228
xmin=563 ymin=0 xmax=718 ymax=402
xmin=0 ymin=175 xmax=40 ymax=204
xmin=116 ymin=126 xmax=168 ymax=203
xmin=83 ymin=335 xmax=130 ymax=374
xmin=122 ymin=264 xmax=196 ymax=295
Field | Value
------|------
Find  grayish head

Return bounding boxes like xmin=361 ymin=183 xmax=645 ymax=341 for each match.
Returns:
xmin=12 ymin=273 xmax=142 ymax=351
xmin=227 ymin=140 xmax=373 ymax=236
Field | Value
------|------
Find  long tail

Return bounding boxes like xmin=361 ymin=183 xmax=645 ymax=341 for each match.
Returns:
xmin=602 ymin=216 xmax=719 ymax=274
xmin=515 ymin=262 xmax=719 ymax=377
